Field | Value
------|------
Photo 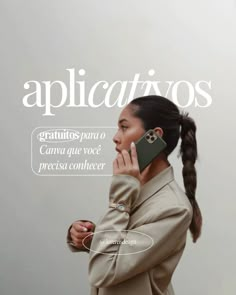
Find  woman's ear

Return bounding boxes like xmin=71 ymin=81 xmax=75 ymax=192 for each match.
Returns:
xmin=153 ymin=127 xmax=164 ymax=137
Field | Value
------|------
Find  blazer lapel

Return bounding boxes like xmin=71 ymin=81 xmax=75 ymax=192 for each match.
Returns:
xmin=131 ymin=166 xmax=174 ymax=212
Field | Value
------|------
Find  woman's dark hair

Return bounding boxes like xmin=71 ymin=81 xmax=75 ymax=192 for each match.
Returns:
xmin=129 ymin=95 xmax=202 ymax=243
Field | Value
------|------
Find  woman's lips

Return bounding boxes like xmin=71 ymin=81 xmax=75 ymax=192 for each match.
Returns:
xmin=115 ymin=148 xmax=121 ymax=153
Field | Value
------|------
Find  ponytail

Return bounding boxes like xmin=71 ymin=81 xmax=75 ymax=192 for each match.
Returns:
xmin=129 ymin=95 xmax=203 ymax=242
xmin=179 ymin=112 xmax=202 ymax=243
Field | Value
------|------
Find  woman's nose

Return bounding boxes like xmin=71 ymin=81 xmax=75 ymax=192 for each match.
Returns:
xmin=113 ymin=132 xmax=120 ymax=144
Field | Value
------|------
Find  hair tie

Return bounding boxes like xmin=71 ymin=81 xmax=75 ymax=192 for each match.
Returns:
xmin=179 ymin=112 xmax=189 ymax=125
xmin=179 ymin=115 xmax=184 ymax=125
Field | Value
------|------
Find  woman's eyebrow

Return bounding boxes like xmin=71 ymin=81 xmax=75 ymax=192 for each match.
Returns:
xmin=118 ymin=119 xmax=128 ymax=124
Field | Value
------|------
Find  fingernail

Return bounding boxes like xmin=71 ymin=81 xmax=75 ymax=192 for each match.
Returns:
xmin=83 ymin=227 xmax=88 ymax=232
xmin=131 ymin=142 xmax=135 ymax=147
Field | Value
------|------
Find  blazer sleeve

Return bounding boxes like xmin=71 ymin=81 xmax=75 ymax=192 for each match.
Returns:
xmin=88 ymin=174 xmax=192 ymax=288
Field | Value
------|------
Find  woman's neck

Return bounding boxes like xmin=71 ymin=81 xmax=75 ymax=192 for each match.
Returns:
xmin=140 ymin=154 xmax=170 ymax=186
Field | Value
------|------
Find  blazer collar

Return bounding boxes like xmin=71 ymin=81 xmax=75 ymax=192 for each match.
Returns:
xmin=132 ymin=165 xmax=175 ymax=212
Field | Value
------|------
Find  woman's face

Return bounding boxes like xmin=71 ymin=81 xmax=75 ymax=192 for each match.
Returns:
xmin=113 ymin=105 xmax=146 ymax=153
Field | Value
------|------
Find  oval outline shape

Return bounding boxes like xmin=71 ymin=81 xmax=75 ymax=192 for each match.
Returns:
xmin=82 ymin=229 xmax=154 ymax=256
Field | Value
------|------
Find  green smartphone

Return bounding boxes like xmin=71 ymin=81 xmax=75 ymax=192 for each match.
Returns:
xmin=128 ymin=129 xmax=167 ymax=172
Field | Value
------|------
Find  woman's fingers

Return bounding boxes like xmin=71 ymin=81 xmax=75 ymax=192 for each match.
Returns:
xmin=113 ymin=158 xmax=118 ymax=174
xmin=121 ymin=149 xmax=132 ymax=168
xmin=71 ymin=235 xmax=92 ymax=248
xmin=117 ymin=153 xmax=125 ymax=168
xmin=70 ymin=228 xmax=93 ymax=247
xmin=73 ymin=221 xmax=89 ymax=232
xmin=113 ymin=142 xmax=140 ymax=180
xmin=70 ymin=227 xmax=90 ymax=239
xmin=130 ymin=142 xmax=139 ymax=170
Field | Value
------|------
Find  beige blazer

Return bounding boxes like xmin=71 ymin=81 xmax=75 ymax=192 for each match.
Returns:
xmin=68 ymin=166 xmax=193 ymax=295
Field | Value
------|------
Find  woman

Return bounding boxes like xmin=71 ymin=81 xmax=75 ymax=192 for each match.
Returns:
xmin=67 ymin=95 xmax=202 ymax=295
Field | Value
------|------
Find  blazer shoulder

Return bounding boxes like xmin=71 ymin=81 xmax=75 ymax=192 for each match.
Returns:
xmin=163 ymin=180 xmax=193 ymax=218
xmin=146 ymin=180 xmax=193 ymax=221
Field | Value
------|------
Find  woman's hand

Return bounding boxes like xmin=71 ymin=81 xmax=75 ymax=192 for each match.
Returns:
xmin=69 ymin=220 xmax=95 ymax=250
xmin=113 ymin=142 xmax=141 ymax=182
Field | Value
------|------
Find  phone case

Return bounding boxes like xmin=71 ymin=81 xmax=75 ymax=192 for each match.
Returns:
xmin=129 ymin=129 xmax=167 ymax=172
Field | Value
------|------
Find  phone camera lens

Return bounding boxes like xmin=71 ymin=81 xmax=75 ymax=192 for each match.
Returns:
xmin=151 ymin=136 xmax=155 ymax=141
